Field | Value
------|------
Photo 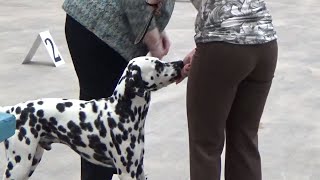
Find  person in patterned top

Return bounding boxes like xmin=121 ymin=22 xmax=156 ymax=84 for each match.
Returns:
xmin=180 ymin=0 xmax=278 ymax=180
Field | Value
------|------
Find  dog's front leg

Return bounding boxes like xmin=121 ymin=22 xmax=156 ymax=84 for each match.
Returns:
xmin=116 ymin=144 xmax=146 ymax=180
xmin=135 ymin=146 xmax=146 ymax=180
xmin=136 ymin=169 xmax=146 ymax=180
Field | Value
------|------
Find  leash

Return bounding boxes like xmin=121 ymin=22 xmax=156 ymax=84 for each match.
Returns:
xmin=134 ymin=0 xmax=161 ymax=44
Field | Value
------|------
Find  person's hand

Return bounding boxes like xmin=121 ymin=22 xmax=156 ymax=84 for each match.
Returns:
xmin=146 ymin=0 xmax=164 ymax=15
xmin=143 ymin=28 xmax=170 ymax=59
xmin=176 ymin=48 xmax=196 ymax=84
xmin=160 ymin=31 xmax=170 ymax=56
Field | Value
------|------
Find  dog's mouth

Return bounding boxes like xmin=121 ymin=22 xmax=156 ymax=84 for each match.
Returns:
xmin=137 ymin=59 xmax=186 ymax=92
xmin=170 ymin=60 xmax=184 ymax=80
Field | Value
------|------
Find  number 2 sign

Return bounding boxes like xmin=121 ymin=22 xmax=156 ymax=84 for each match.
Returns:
xmin=23 ymin=30 xmax=65 ymax=67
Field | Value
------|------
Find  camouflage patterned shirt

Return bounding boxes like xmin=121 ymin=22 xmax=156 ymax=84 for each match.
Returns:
xmin=193 ymin=0 xmax=277 ymax=44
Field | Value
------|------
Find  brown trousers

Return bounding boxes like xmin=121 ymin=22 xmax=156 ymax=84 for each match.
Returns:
xmin=187 ymin=40 xmax=278 ymax=180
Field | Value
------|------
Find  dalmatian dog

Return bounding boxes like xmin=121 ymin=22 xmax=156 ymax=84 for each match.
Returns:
xmin=1 ymin=56 xmax=184 ymax=180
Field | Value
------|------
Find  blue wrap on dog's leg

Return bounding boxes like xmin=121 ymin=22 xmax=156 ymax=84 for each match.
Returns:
xmin=0 ymin=112 xmax=16 ymax=142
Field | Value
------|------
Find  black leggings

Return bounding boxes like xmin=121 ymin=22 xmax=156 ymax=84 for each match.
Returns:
xmin=65 ymin=14 xmax=128 ymax=180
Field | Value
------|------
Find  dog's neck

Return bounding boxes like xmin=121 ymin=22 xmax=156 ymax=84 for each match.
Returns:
xmin=113 ymin=68 xmax=151 ymax=103
xmin=105 ymin=76 xmax=151 ymax=127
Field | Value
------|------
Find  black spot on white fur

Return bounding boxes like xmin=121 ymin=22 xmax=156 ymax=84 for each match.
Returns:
xmin=4 ymin=140 xmax=9 ymax=149
xmin=56 ymin=103 xmax=65 ymax=112
xmin=7 ymin=162 xmax=13 ymax=170
xmin=15 ymin=155 xmax=21 ymax=163
xmin=64 ymin=102 xmax=73 ymax=107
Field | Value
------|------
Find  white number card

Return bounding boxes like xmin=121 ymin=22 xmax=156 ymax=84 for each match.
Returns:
xmin=23 ymin=30 xmax=65 ymax=67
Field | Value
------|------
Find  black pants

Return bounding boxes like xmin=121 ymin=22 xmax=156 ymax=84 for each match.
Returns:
xmin=187 ymin=40 xmax=278 ymax=180
xmin=65 ymin=15 xmax=128 ymax=180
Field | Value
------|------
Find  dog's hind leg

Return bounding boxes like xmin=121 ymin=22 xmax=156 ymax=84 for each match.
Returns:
xmin=2 ymin=136 xmax=39 ymax=180
xmin=27 ymin=145 xmax=44 ymax=178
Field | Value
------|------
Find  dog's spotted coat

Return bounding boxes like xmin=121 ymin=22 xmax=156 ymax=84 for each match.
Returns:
xmin=1 ymin=57 xmax=184 ymax=180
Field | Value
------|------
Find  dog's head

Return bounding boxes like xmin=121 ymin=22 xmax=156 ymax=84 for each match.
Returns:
xmin=118 ymin=56 xmax=184 ymax=98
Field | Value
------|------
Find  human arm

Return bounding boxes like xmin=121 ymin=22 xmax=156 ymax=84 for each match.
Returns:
xmin=143 ymin=28 xmax=170 ymax=59
xmin=122 ymin=0 xmax=170 ymax=59
xmin=142 ymin=0 xmax=170 ymax=59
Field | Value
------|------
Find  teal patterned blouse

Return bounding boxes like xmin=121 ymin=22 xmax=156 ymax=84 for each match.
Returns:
xmin=62 ymin=0 xmax=175 ymax=61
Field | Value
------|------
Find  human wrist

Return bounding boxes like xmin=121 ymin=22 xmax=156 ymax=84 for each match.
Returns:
xmin=143 ymin=28 xmax=162 ymax=50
